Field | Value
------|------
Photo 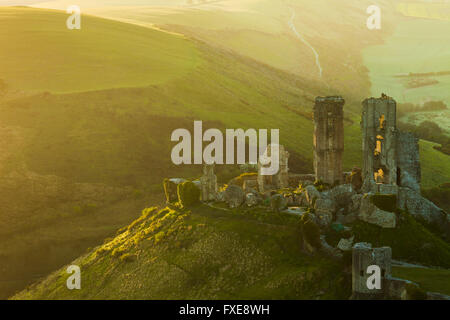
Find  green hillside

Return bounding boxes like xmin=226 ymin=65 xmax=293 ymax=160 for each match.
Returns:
xmin=12 ymin=205 xmax=351 ymax=300
xmin=84 ymin=0 xmax=397 ymax=104
xmin=0 ymin=7 xmax=199 ymax=93
xmin=12 ymin=202 xmax=450 ymax=300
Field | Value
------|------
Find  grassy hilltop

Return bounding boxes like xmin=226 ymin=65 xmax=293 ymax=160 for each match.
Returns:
xmin=13 ymin=202 xmax=450 ymax=300
xmin=12 ymin=205 xmax=352 ymax=300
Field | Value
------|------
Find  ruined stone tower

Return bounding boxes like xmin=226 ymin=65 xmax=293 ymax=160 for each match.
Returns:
xmin=313 ymin=96 xmax=345 ymax=185
xmin=257 ymin=144 xmax=289 ymax=192
xmin=352 ymin=243 xmax=392 ymax=300
xmin=200 ymin=164 xmax=217 ymax=201
xmin=361 ymin=96 xmax=398 ymax=193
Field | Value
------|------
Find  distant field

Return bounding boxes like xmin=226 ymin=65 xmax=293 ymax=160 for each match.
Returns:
xmin=401 ymin=109 xmax=450 ymax=136
xmin=0 ymin=7 xmax=199 ymax=93
xmin=363 ymin=18 xmax=450 ymax=106
xmin=363 ymin=16 xmax=450 ymax=140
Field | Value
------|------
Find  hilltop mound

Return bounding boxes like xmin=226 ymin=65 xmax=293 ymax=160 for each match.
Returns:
xmin=13 ymin=204 xmax=351 ymax=299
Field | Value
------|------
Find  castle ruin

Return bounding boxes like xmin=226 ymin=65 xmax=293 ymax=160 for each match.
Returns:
xmin=200 ymin=164 xmax=217 ymax=201
xmin=361 ymin=96 xmax=421 ymax=194
xmin=361 ymin=97 xmax=398 ymax=193
xmin=313 ymin=96 xmax=345 ymax=185
xmin=352 ymin=242 xmax=392 ymax=300
xmin=257 ymin=144 xmax=289 ymax=192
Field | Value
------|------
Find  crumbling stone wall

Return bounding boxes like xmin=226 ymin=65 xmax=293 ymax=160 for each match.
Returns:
xmin=257 ymin=144 xmax=289 ymax=192
xmin=361 ymin=97 xmax=398 ymax=192
xmin=200 ymin=164 xmax=217 ymax=201
xmin=352 ymin=242 xmax=392 ymax=300
xmin=396 ymin=131 xmax=421 ymax=193
xmin=313 ymin=96 xmax=345 ymax=185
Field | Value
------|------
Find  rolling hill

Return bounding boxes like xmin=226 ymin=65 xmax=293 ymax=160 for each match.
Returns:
xmin=12 ymin=205 xmax=353 ymax=300
xmin=0 ymin=7 xmax=199 ymax=93
xmin=12 ymin=203 xmax=450 ymax=299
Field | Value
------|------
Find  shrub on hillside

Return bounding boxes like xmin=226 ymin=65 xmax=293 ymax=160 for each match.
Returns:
xmin=299 ymin=213 xmax=322 ymax=249
xmin=163 ymin=179 xmax=178 ymax=203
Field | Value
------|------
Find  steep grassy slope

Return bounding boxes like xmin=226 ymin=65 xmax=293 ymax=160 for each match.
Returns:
xmin=0 ymin=7 xmax=199 ymax=93
xmin=12 ymin=205 xmax=351 ymax=300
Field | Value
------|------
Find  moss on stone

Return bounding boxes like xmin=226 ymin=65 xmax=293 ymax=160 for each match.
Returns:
xmin=314 ymin=180 xmax=331 ymax=192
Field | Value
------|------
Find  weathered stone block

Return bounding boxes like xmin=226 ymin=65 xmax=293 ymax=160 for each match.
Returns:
xmin=330 ymin=183 xmax=355 ymax=208
xmin=337 ymin=236 xmax=354 ymax=251
xmin=270 ymin=194 xmax=288 ymax=212
xmin=352 ymin=243 xmax=392 ymax=299
xmin=359 ymin=194 xmax=396 ymax=228
xmin=304 ymin=185 xmax=321 ymax=207
xmin=224 ymin=185 xmax=245 ymax=208
xmin=245 ymin=193 xmax=259 ymax=207
xmin=314 ymin=198 xmax=335 ymax=227
xmin=396 ymin=131 xmax=421 ymax=192
xmin=313 ymin=96 xmax=345 ymax=185
xmin=398 ymin=187 xmax=446 ymax=225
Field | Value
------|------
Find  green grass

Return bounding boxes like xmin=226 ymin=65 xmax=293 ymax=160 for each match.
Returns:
xmin=12 ymin=204 xmax=351 ymax=300
xmin=419 ymin=140 xmax=450 ymax=188
xmin=0 ymin=7 xmax=199 ymax=93
xmin=392 ymin=266 xmax=450 ymax=296
xmin=351 ymin=210 xmax=450 ymax=268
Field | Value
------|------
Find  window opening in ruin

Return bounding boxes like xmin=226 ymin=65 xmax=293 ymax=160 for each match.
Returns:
xmin=374 ymin=135 xmax=384 ymax=156
xmin=374 ymin=168 xmax=385 ymax=184
xmin=379 ymin=114 xmax=385 ymax=129
xmin=374 ymin=140 xmax=382 ymax=156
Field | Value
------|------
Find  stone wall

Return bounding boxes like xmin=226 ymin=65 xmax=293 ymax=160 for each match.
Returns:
xmin=396 ymin=131 xmax=421 ymax=193
xmin=361 ymin=97 xmax=398 ymax=192
xmin=313 ymin=96 xmax=345 ymax=185
xmin=352 ymin=242 xmax=392 ymax=300
xmin=257 ymin=144 xmax=289 ymax=192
